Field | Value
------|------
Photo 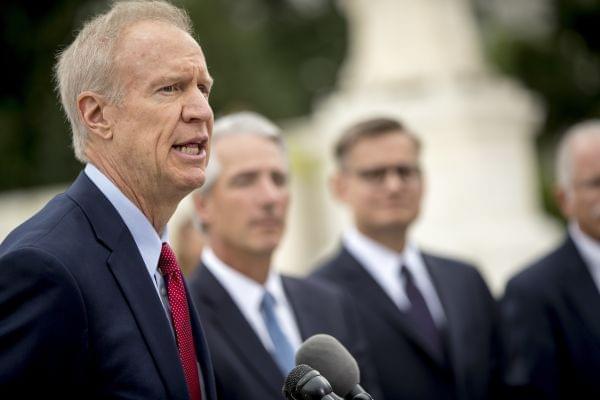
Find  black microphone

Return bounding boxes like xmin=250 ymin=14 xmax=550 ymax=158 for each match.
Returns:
xmin=296 ymin=334 xmax=374 ymax=400
xmin=283 ymin=364 xmax=343 ymax=400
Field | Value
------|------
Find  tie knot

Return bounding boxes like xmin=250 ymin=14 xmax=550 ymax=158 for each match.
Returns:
xmin=400 ymin=264 xmax=413 ymax=281
xmin=261 ymin=291 xmax=276 ymax=312
xmin=159 ymin=243 xmax=181 ymax=275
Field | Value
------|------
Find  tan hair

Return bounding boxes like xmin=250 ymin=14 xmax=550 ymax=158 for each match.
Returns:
xmin=334 ymin=117 xmax=421 ymax=167
xmin=54 ymin=0 xmax=193 ymax=162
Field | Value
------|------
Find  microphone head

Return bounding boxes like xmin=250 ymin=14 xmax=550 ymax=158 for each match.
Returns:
xmin=296 ymin=334 xmax=360 ymax=396
xmin=284 ymin=364 xmax=314 ymax=398
xmin=283 ymin=364 xmax=335 ymax=400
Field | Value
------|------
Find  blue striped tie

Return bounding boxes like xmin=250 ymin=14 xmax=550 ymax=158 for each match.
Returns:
xmin=260 ymin=291 xmax=295 ymax=374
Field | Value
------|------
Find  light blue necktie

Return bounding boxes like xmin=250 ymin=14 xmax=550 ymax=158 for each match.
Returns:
xmin=260 ymin=291 xmax=295 ymax=374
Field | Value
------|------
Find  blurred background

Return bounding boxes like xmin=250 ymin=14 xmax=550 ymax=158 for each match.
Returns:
xmin=1 ymin=0 xmax=599 ymax=293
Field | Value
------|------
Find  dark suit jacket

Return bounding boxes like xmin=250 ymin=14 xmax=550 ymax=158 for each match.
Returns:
xmin=501 ymin=235 xmax=600 ymax=399
xmin=0 ymin=172 xmax=217 ymax=399
xmin=188 ymin=263 xmax=382 ymax=400
xmin=311 ymin=245 xmax=503 ymax=400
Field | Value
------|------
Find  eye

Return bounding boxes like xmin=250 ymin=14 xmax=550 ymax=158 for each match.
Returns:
xmin=198 ymin=84 xmax=211 ymax=97
xmin=271 ymin=171 xmax=288 ymax=187
xmin=159 ymin=84 xmax=180 ymax=94
xmin=230 ymin=173 xmax=256 ymax=187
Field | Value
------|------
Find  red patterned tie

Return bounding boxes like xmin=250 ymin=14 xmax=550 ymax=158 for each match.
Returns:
xmin=159 ymin=243 xmax=202 ymax=400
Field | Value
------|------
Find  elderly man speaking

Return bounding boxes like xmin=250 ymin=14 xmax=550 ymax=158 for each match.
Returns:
xmin=0 ymin=1 xmax=215 ymax=399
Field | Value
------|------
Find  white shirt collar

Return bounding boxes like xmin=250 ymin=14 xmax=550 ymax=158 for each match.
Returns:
xmin=202 ymin=246 xmax=275 ymax=317
xmin=569 ymin=222 xmax=600 ymax=293
xmin=84 ymin=163 xmax=168 ymax=278
xmin=342 ymin=226 xmax=446 ymax=326
xmin=201 ymin=247 xmax=302 ymax=351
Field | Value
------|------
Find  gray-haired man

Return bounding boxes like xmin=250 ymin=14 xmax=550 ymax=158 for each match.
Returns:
xmin=0 ymin=1 xmax=216 ymax=398
xmin=188 ymin=112 xmax=382 ymax=400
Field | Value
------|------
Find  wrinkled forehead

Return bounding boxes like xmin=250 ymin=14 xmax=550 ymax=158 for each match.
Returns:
xmin=216 ymin=135 xmax=288 ymax=170
xmin=113 ymin=20 xmax=207 ymax=79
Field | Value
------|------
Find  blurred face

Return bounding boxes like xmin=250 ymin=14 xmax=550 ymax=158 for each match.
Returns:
xmin=102 ymin=21 xmax=214 ymax=200
xmin=198 ymin=135 xmax=289 ymax=258
xmin=333 ymin=131 xmax=423 ymax=237
xmin=558 ymin=135 xmax=600 ymax=241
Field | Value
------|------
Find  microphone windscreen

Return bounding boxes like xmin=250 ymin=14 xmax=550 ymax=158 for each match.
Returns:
xmin=296 ymin=334 xmax=359 ymax=396
xmin=283 ymin=364 xmax=314 ymax=396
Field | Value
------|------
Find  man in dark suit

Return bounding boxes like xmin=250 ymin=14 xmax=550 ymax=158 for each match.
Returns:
xmin=501 ymin=120 xmax=600 ymax=399
xmin=311 ymin=117 xmax=503 ymax=400
xmin=187 ymin=112 xmax=381 ymax=400
xmin=0 ymin=2 xmax=216 ymax=398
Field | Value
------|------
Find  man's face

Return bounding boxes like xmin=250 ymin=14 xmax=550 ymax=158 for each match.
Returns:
xmin=199 ymin=135 xmax=289 ymax=258
xmin=559 ymin=135 xmax=600 ymax=241
xmin=333 ymin=131 xmax=423 ymax=236
xmin=102 ymin=20 xmax=213 ymax=199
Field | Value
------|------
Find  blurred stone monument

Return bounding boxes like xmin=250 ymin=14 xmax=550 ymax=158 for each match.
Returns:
xmin=275 ymin=0 xmax=561 ymax=293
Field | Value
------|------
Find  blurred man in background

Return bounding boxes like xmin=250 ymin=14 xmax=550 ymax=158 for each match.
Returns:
xmin=502 ymin=119 xmax=600 ymax=399
xmin=188 ymin=112 xmax=381 ymax=400
xmin=312 ymin=117 xmax=503 ymax=400
xmin=0 ymin=1 xmax=215 ymax=398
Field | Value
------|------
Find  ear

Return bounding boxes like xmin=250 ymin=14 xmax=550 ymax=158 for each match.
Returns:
xmin=330 ymin=171 xmax=347 ymax=203
xmin=555 ymin=185 xmax=573 ymax=219
xmin=193 ymin=191 xmax=213 ymax=227
xmin=77 ymin=91 xmax=113 ymax=140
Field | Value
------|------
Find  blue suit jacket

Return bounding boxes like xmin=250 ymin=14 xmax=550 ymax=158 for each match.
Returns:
xmin=311 ymin=246 xmax=503 ymax=400
xmin=501 ymin=235 xmax=600 ymax=399
xmin=188 ymin=263 xmax=383 ymax=400
xmin=0 ymin=172 xmax=217 ymax=399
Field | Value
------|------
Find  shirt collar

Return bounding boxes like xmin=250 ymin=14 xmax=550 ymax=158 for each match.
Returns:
xmin=343 ymin=226 xmax=404 ymax=272
xmin=569 ymin=221 xmax=600 ymax=290
xmin=84 ymin=163 xmax=167 ymax=277
xmin=202 ymin=247 xmax=286 ymax=312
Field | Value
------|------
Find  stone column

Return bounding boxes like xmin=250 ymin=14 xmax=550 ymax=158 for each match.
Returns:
xmin=275 ymin=0 xmax=560 ymax=293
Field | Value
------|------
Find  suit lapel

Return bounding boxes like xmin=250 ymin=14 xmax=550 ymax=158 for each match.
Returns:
xmin=186 ymin=279 xmax=218 ymax=400
xmin=194 ymin=265 xmax=284 ymax=390
xmin=283 ymin=277 xmax=323 ymax=340
xmin=423 ymin=254 xmax=466 ymax=379
xmin=67 ymin=172 xmax=189 ymax=399
xmin=560 ymin=237 xmax=600 ymax=341
xmin=336 ymin=247 xmax=445 ymax=365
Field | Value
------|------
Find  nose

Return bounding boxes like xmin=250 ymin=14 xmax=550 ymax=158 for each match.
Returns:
xmin=181 ymin=88 xmax=213 ymax=124
xmin=383 ymin=170 xmax=405 ymax=191
xmin=258 ymin=176 xmax=287 ymax=207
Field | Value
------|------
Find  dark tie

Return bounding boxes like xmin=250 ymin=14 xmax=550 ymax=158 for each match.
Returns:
xmin=159 ymin=243 xmax=202 ymax=400
xmin=400 ymin=264 xmax=443 ymax=360
xmin=260 ymin=291 xmax=296 ymax=374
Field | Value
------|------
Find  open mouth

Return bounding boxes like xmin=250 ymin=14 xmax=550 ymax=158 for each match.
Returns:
xmin=173 ymin=137 xmax=208 ymax=157
xmin=174 ymin=143 xmax=202 ymax=155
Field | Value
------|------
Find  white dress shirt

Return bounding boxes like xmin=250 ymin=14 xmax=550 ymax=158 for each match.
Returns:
xmin=202 ymin=247 xmax=303 ymax=353
xmin=343 ymin=226 xmax=446 ymax=327
xmin=84 ymin=164 xmax=171 ymax=316
xmin=569 ymin=222 xmax=600 ymax=294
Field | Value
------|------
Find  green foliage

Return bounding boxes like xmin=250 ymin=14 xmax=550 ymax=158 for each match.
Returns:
xmin=0 ymin=0 xmax=346 ymax=190
xmin=479 ymin=0 xmax=600 ymax=217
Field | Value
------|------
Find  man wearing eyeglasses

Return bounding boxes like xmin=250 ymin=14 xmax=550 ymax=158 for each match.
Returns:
xmin=501 ymin=120 xmax=600 ymax=399
xmin=311 ymin=117 xmax=503 ymax=400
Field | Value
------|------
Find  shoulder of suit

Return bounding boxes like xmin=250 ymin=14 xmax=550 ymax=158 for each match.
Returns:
xmin=1 ymin=193 xmax=83 ymax=257
xmin=506 ymin=238 xmax=573 ymax=293
xmin=283 ymin=273 xmax=344 ymax=295
xmin=420 ymin=250 xmax=480 ymax=273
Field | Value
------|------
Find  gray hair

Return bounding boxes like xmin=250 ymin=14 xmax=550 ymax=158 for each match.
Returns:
xmin=556 ymin=119 xmax=600 ymax=189
xmin=198 ymin=111 xmax=286 ymax=195
xmin=54 ymin=0 xmax=193 ymax=162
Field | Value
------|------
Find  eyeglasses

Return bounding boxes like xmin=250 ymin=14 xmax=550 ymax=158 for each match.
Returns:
xmin=348 ymin=164 xmax=421 ymax=185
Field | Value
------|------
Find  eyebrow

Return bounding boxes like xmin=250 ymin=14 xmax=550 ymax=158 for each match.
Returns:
xmin=151 ymin=71 xmax=213 ymax=88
